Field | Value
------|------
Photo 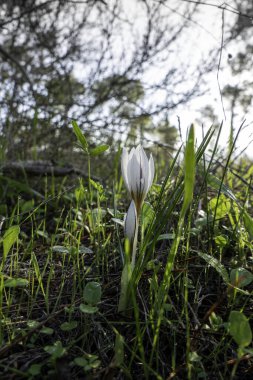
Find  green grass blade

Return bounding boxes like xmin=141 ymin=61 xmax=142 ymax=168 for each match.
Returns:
xmin=72 ymin=120 xmax=88 ymax=153
xmin=182 ymin=124 xmax=195 ymax=216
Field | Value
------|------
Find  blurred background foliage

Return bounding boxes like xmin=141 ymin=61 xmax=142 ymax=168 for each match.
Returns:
xmin=0 ymin=0 xmax=252 ymax=172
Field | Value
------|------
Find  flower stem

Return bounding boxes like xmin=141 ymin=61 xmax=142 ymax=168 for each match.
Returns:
xmin=118 ymin=213 xmax=139 ymax=313
xmin=131 ymin=217 xmax=139 ymax=269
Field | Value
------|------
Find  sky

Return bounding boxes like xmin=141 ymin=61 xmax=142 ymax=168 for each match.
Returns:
xmin=71 ymin=0 xmax=252 ymax=159
xmin=123 ymin=0 xmax=253 ymax=158
xmin=167 ymin=1 xmax=253 ymax=158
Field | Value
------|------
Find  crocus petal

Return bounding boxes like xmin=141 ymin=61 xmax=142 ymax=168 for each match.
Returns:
xmin=121 ymin=147 xmax=130 ymax=192
xmin=128 ymin=147 xmax=135 ymax=161
xmin=124 ymin=200 xmax=137 ymax=242
xmin=128 ymin=152 xmax=140 ymax=197
xmin=139 ymin=145 xmax=149 ymax=195
xmin=121 ymin=144 xmax=155 ymax=214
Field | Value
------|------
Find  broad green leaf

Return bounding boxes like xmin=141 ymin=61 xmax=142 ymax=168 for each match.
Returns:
xmin=72 ymin=120 xmax=88 ymax=152
xmin=83 ymin=282 xmax=101 ymax=305
xmin=228 ymin=311 xmax=252 ymax=348
xmin=243 ymin=211 xmax=253 ymax=240
xmin=78 ymin=246 xmax=93 ymax=254
xmin=182 ymin=124 xmax=195 ymax=214
xmin=4 ymin=278 xmax=28 ymax=288
xmin=189 ymin=351 xmax=201 ymax=363
xmin=28 ymin=364 xmax=42 ymax=376
xmin=74 ymin=357 xmax=88 ymax=367
xmin=36 ymin=230 xmax=48 ymax=239
xmin=27 ymin=320 xmax=40 ymax=329
xmin=44 ymin=341 xmax=66 ymax=358
xmin=209 ymin=194 xmax=231 ymax=219
xmin=88 ymin=360 xmax=100 ymax=369
xmin=90 ymin=144 xmax=109 ymax=156
xmin=114 ymin=333 xmax=124 ymax=366
xmin=118 ymin=260 xmax=132 ymax=313
xmin=75 ymin=353 xmax=101 ymax=371
xmin=52 ymin=245 xmax=70 ymax=254
xmin=197 ymin=251 xmax=229 ymax=283
xmin=40 ymin=327 xmax=54 ymax=335
xmin=3 ymin=225 xmax=20 ymax=261
xmin=21 ymin=200 xmax=34 ymax=213
xmin=52 ymin=245 xmax=92 ymax=255
xmin=79 ymin=303 xmax=98 ymax=314
xmin=230 ymin=268 xmax=253 ymax=288
xmin=214 ymin=235 xmax=228 ymax=248
xmin=60 ymin=321 xmax=78 ymax=331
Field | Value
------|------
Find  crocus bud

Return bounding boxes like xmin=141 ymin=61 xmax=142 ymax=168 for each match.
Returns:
xmin=121 ymin=145 xmax=154 ymax=214
xmin=124 ymin=200 xmax=137 ymax=243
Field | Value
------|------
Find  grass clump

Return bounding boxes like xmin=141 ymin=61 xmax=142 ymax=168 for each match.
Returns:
xmin=0 ymin=123 xmax=253 ymax=379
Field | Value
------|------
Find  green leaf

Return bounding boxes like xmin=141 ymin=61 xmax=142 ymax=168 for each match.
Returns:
xmin=44 ymin=340 xmax=66 ymax=359
xmin=118 ymin=261 xmax=132 ymax=313
xmin=40 ymin=327 xmax=54 ymax=335
xmin=228 ymin=311 xmax=252 ymax=348
xmin=197 ymin=251 xmax=229 ymax=283
xmin=31 ymin=252 xmax=45 ymax=297
xmin=206 ymin=174 xmax=237 ymax=202
xmin=89 ymin=179 xmax=104 ymax=193
xmin=209 ymin=312 xmax=223 ymax=331
xmin=214 ymin=235 xmax=228 ymax=248
xmin=4 ymin=278 xmax=28 ymax=288
xmin=189 ymin=351 xmax=201 ymax=363
xmin=142 ymin=202 xmax=155 ymax=232
xmin=72 ymin=120 xmax=88 ymax=152
xmin=242 ymin=348 xmax=253 ymax=355
xmin=75 ymin=181 xmax=85 ymax=203
xmin=3 ymin=225 xmax=20 ymax=261
xmin=90 ymin=145 xmax=109 ymax=156
xmin=209 ymin=194 xmax=231 ymax=219
xmin=111 ymin=218 xmax=124 ymax=227
xmin=74 ymin=357 xmax=88 ymax=367
xmin=83 ymin=282 xmax=101 ymax=305
xmin=182 ymin=124 xmax=195 ymax=215
xmin=60 ymin=321 xmax=78 ymax=331
xmin=243 ymin=211 xmax=253 ymax=240
xmin=114 ymin=333 xmax=124 ymax=367
xmin=79 ymin=303 xmax=98 ymax=314
xmin=21 ymin=200 xmax=34 ymax=213
xmin=52 ymin=245 xmax=92 ymax=255
xmin=230 ymin=268 xmax=253 ymax=288
xmin=27 ymin=320 xmax=40 ymax=329
xmin=78 ymin=246 xmax=93 ymax=254
xmin=28 ymin=364 xmax=42 ymax=376
xmin=206 ymin=175 xmax=253 ymax=239
xmin=36 ymin=230 xmax=49 ymax=239
xmin=157 ymin=233 xmax=176 ymax=241
xmin=52 ymin=245 xmax=70 ymax=254
xmin=164 ymin=303 xmax=173 ymax=312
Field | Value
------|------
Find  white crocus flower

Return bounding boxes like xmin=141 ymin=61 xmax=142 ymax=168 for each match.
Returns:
xmin=121 ymin=145 xmax=155 ymax=215
xmin=119 ymin=145 xmax=154 ymax=313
